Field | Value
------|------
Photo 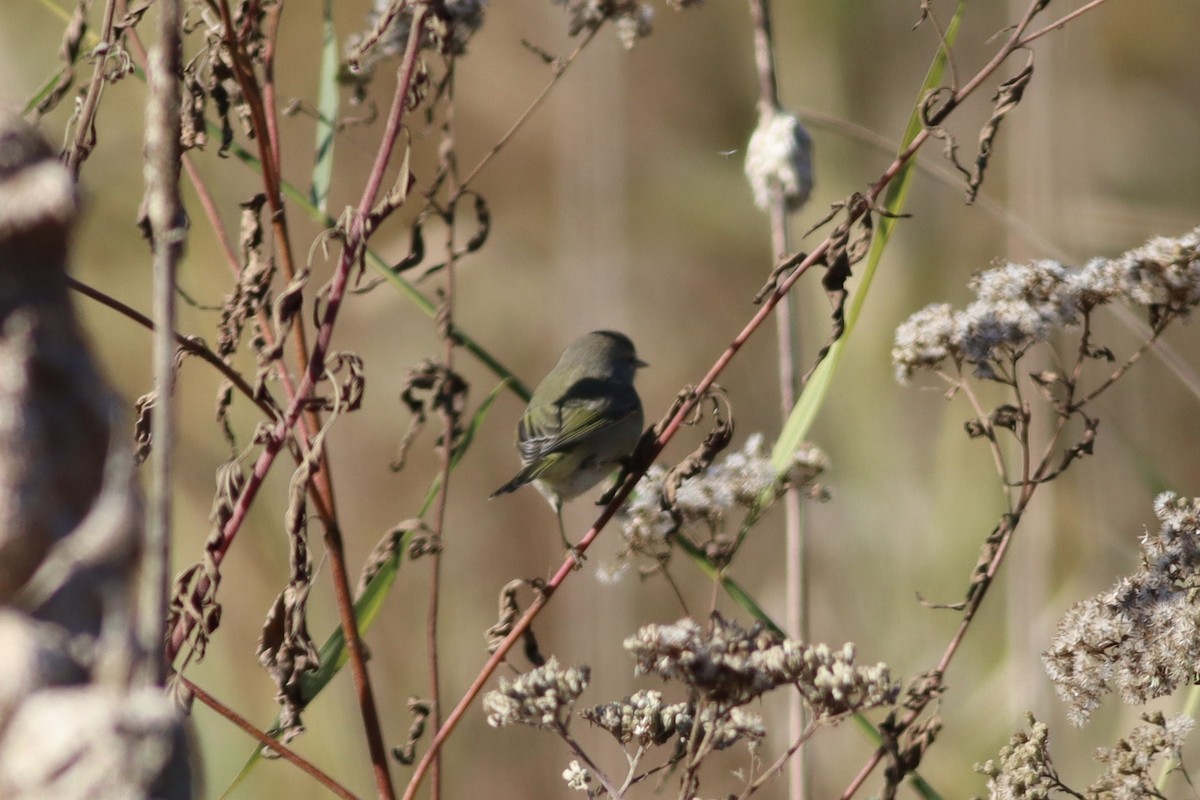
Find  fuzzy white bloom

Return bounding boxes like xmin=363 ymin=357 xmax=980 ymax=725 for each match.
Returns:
xmin=891 ymin=302 xmax=962 ymax=384
xmin=744 ymin=109 xmax=814 ymax=212
xmin=958 ymin=260 xmax=1079 ymax=372
xmin=562 ymin=760 xmax=591 ymax=792
xmin=614 ymin=4 xmax=653 ymax=49
xmin=1044 ymin=493 xmax=1200 ymax=725
xmin=894 ymin=227 xmax=1200 ymax=384
xmin=348 ymin=0 xmax=487 ymax=69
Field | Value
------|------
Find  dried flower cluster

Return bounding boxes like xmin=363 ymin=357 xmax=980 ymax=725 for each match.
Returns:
xmin=744 ymin=108 xmax=814 ymax=212
xmin=975 ymin=714 xmax=1063 ymax=800
xmin=1043 ymin=492 xmax=1200 ymax=725
xmin=624 ymin=614 xmax=896 ymax=717
xmin=553 ymin=0 xmax=703 ymax=50
xmin=483 ymin=657 xmax=590 ymax=730
xmin=581 ymin=689 xmax=688 ymax=748
xmin=976 ymin=712 xmax=1193 ymax=800
xmin=583 ymin=691 xmax=765 ymax=754
xmin=619 ymin=434 xmax=828 ymax=551
xmin=347 ymin=0 xmax=488 ymax=72
xmin=1087 ymin=712 xmax=1192 ymax=798
xmin=892 ymin=226 xmax=1200 ymax=383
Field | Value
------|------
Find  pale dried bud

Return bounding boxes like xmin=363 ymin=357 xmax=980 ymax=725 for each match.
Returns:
xmin=745 ymin=109 xmax=813 ymax=212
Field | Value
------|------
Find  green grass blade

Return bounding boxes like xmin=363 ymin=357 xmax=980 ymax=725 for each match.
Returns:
xmin=22 ymin=69 xmax=68 ymax=115
xmin=771 ymin=1 xmax=966 ymax=474
xmin=310 ymin=0 xmax=338 ymax=215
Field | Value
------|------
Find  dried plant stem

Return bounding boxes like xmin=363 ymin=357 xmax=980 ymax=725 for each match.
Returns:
xmin=950 ymin=369 xmax=1012 ymax=492
xmin=64 ymin=0 xmax=117 ymax=175
xmin=738 ymin=718 xmax=826 ymax=800
xmin=162 ymin=10 xmax=432 ymax=798
xmin=746 ymin=0 xmax=808 ymax=794
xmin=66 ymin=276 xmax=270 ymax=415
xmin=122 ymin=17 xmax=335 ymax=493
xmin=558 ymin=723 xmax=622 ymax=798
xmin=212 ymin=0 xmax=340 ymax=522
xmin=455 ymin=25 xmax=599 ymax=195
xmin=176 ymin=151 xmax=336 ymax=499
xmin=141 ymin=0 xmax=183 ymax=686
xmin=426 ymin=65 xmax=464 ymax=800
xmin=1018 ymin=0 xmax=1112 ymax=46
xmin=179 ymin=675 xmax=359 ymax=800
xmin=1070 ymin=322 xmax=1165 ymax=410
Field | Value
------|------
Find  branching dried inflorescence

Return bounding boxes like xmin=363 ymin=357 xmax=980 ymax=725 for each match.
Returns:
xmin=1087 ymin=712 xmax=1192 ymax=798
xmin=486 ymin=614 xmax=893 ymax=798
xmin=618 ymin=434 xmax=827 ymax=556
xmin=484 ymin=657 xmax=591 ymax=730
xmin=975 ymin=712 xmax=1193 ymax=800
xmin=1043 ymin=493 xmax=1200 ymax=725
xmin=625 ymin=614 xmax=896 ymax=718
xmin=975 ymin=714 xmax=1064 ymax=800
xmin=581 ymin=689 xmax=690 ymax=748
xmin=892 ymin=227 xmax=1200 ymax=384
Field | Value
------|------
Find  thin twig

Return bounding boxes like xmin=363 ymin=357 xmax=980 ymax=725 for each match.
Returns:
xmin=163 ymin=9 xmax=435 ymax=799
xmin=559 ymin=724 xmax=623 ymax=798
xmin=179 ymin=675 xmax=360 ymax=800
xmin=64 ymin=0 xmax=118 ymax=175
xmin=425 ymin=57 xmax=463 ymax=800
xmin=1017 ymin=0 xmax=1112 ymax=47
xmin=66 ymin=276 xmax=272 ymax=416
xmin=141 ymin=0 xmax=184 ymax=687
xmin=454 ymin=25 xmax=599 ymax=195
xmin=745 ymin=0 xmax=807 ymax=795
xmin=738 ymin=717 xmax=826 ymax=799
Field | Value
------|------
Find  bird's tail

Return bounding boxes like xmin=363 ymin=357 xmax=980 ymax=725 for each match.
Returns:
xmin=489 ymin=463 xmax=540 ymax=498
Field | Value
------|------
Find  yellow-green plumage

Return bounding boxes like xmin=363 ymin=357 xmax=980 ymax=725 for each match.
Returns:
xmin=491 ymin=331 xmax=645 ymax=547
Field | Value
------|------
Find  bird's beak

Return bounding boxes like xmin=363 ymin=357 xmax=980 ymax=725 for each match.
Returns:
xmin=635 ymin=358 xmax=649 ymax=369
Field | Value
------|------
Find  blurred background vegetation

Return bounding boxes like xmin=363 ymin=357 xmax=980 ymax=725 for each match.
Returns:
xmin=3 ymin=0 xmax=1200 ymax=797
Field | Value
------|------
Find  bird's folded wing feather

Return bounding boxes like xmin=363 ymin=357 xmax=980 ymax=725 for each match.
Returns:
xmin=517 ymin=390 xmax=639 ymax=463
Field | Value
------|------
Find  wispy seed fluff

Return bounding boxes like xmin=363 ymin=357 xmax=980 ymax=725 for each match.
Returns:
xmin=745 ymin=108 xmax=814 ymax=212
xmin=1043 ymin=493 xmax=1200 ymax=725
xmin=892 ymin=226 xmax=1200 ymax=383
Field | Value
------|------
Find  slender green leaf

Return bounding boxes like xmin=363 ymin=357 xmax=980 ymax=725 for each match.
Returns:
xmin=770 ymin=1 xmax=966 ymax=474
xmin=22 ymin=69 xmax=68 ymax=116
xmin=310 ymin=0 xmax=338 ymax=215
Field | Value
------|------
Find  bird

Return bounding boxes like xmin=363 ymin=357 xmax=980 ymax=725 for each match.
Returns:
xmin=491 ymin=331 xmax=646 ymax=552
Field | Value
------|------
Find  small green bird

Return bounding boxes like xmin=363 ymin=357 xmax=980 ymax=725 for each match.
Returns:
xmin=492 ymin=331 xmax=646 ymax=551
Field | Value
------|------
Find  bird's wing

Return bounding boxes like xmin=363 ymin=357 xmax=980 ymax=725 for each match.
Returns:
xmin=517 ymin=377 xmax=639 ymax=463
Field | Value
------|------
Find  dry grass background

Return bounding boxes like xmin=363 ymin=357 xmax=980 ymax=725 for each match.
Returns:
xmin=3 ymin=0 xmax=1200 ymax=797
